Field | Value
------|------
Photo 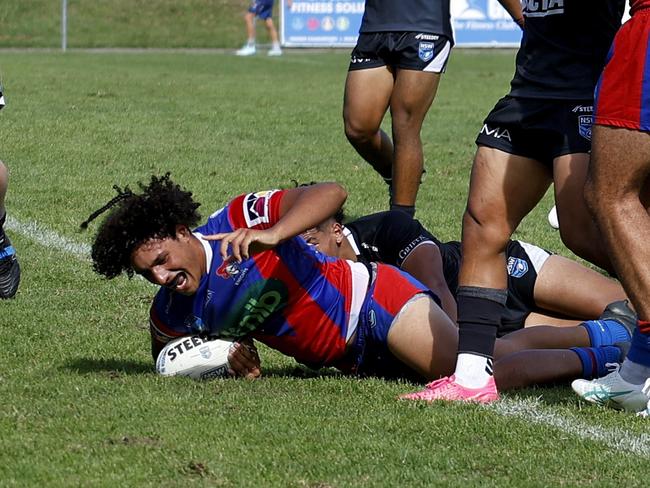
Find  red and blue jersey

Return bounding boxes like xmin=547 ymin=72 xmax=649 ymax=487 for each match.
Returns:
xmin=149 ymin=189 xmax=358 ymax=367
xmin=594 ymin=3 xmax=650 ymax=131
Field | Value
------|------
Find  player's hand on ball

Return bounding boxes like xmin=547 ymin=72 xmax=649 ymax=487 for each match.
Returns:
xmin=228 ymin=339 xmax=262 ymax=380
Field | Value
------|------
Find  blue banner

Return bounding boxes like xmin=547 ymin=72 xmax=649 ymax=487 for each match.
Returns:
xmin=281 ymin=0 xmax=365 ymax=47
xmin=451 ymin=0 xmax=521 ymax=47
xmin=280 ymin=0 xmax=522 ymax=48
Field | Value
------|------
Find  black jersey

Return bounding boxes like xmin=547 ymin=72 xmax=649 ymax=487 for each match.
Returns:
xmin=344 ymin=211 xmax=462 ymax=292
xmin=509 ymin=0 xmax=624 ymax=100
xmin=359 ymin=0 xmax=453 ymax=40
xmin=344 ymin=211 xmax=549 ymax=332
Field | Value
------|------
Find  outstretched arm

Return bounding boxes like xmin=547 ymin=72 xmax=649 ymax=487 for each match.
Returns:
xmin=206 ymin=182 xmax=347 ymax=261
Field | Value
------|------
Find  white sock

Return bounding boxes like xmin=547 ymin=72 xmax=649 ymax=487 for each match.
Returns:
xmin=454 ymin=353 xmax=493 ymax=389
xmin=619 ymin=358 xmax=650 ymax=385
xmin=272 ymin=42 xmax=281 ymax=49
xmin=247 ymin=39 xmax=255 ymax=47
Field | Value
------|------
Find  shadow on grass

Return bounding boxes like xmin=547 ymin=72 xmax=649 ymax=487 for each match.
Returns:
xmin=64 ymin=357 xmax=154 ymax=376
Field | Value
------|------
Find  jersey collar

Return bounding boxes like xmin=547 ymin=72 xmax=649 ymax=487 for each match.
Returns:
xmin=342 ymin=226 xmax=361 ymax=258
xmin=193 ymin=232 xmax=213 ymax=274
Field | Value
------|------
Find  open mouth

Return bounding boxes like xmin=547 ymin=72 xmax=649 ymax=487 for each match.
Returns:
xmin=168 ymin=272 xmax=187 ymax=291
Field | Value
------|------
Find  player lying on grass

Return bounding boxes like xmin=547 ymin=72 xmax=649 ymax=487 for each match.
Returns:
xmin=87 ymin=175 xmax=633 ymax=399
xmin=301 ymin=209 xmax=628 ymax=331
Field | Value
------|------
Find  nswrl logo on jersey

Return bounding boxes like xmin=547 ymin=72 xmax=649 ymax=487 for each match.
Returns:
xmin=507 ymin=257 xmax=529 ymax=278
xmin=418 ymin=42 xmax=435 ymax=62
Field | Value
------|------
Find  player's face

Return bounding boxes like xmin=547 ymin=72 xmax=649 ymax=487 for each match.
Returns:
xmin=130 ymin=226 xmax=205 ymax=296
xmin=301 ymin=219 xmax=341 ymax=257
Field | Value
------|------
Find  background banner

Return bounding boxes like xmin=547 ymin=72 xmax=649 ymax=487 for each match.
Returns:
xmin=280 ymin=0 xmax=523 ymax=48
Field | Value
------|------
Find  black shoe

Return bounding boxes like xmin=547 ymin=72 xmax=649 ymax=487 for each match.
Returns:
xmin=600 ymin=300 xmax=637 ymax=338
xmin=0 ymin=217 xmax=20 ymax=298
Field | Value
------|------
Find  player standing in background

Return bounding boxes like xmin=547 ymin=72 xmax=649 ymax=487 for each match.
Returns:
xmin=342 ymin=0 xmax=524 ymax=217
xmin=235 ymin=0 xmax=283 ymax=56
xmin=573 ymin=0 xmax=650 ymax=416
xmin=403 ymin=0 xmax=626 ymax=403
xmin=0 ymin=85 xmax=20 ymax=299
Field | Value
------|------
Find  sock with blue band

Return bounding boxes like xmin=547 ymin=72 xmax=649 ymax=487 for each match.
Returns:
xmin=581 ymin=319 xmax=632 ymax=347
xmin=627 ymin=327 xmax=650 ymax=368
xmin=571 ymin=346 xmax=622 ymax=379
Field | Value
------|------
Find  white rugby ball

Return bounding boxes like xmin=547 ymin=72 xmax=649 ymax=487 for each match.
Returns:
xmin=156 ymin=335 xmax=233 ymax=380
xmin=548 ymin=205 xmax=559 ymax=229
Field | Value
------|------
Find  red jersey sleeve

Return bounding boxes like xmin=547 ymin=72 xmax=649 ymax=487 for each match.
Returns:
xmin=227 ymin=189 xmax=286 ymax=230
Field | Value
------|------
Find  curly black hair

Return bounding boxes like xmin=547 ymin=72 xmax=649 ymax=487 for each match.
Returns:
xmin=88 ymin=173 xmax=201 ymax=279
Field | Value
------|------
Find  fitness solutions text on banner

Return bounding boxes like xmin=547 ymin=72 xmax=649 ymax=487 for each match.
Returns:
xmin=280 ymin=0 xmax=523 ymax=48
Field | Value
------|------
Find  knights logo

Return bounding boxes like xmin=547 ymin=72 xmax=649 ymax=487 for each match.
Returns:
xmin=217 ymin=258 xmax=242 ymax=279
xmin=578 ymin=115 xmax=592 ymax=141
xmin=507 ymin=257 xmax=529 ymax=278
xmin=418 ymin=42 xmax=435 ymax=62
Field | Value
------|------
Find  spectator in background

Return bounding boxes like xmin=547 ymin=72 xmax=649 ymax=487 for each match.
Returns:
xmin=236 ymin=0 xmax=283 ymax=56
xmin=0 ymin=86 xmax=20 ymax=298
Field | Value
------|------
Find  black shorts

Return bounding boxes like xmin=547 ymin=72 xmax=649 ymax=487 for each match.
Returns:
xmin=475 ymin=96 xmax=593 ymax=167
xmin=499 ymin=240 xmax=553 ymax=336
xmin=348 ymin=32 xmax=452 ymax=73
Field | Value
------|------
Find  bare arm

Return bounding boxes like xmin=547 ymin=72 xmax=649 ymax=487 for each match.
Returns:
xmin=497 ymin=0 xmax=525 ymax=29
xmin=401 ymin=243 xmax=457 ymax=322
xmin=206 ymin=182 xmax=348 ymax=261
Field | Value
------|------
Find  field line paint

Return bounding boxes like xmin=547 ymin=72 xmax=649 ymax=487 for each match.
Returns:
xmin=490 ymin=398 xmax=650 ymax=457
xmin=7 ymin=216 xmax=650 ymax=454
xmin=6 ymin=216 xmax=91 ymax=260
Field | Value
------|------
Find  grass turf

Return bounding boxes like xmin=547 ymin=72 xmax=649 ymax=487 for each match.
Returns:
xmin=1 ymin=50 xmax=649 ymax=486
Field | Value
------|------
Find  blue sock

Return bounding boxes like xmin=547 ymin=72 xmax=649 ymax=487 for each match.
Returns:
xmin=581 ymin=319 xmax=631 ymax=347
xmin=571 ymin=346 xmax=622 ymax=379
xmin=628 ymin=328 xmax=650 ymax=368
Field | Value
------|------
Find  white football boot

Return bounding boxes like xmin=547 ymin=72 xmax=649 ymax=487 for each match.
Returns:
xmin=572 ymin=367 xmax=650 ymax=412
xmin=267 ymin=46 xmax=282 ymax=56
xmin=236 ymin=44 xmax=256 ymax=56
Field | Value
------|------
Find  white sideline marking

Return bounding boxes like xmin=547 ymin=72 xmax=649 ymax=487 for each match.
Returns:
xmin=6 ymin=216 xmax=650 ymax=454
xmin=490 ymin=398 xmax=650 ymax=457
xmin=5 ymin=216 xmax=91 ymax=260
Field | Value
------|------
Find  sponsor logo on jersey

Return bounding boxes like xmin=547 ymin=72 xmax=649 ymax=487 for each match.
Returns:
xmin=578 ymin=115 xmax=592 ymax=141
xmin=480 ymin=124 xmax=512 ymax=142
xmin=368 ymin=309 xmax=377 ymax=328
xmin=243 ymin=191 xmax=275 ymax=227
xmin=572 ymin=104 xmax=593 ymax=114
xmin=415 ymin=33 xmax=440 ymax=41
xmin=507 ymin=257 xmax=529 ymax=278
xmin=418 ymin=42 xmax=435 ymax=62
xmin=522 ymin=0 xmax=564 ymax=17
xmin=398 ymin=235 xmax=429 ymax=261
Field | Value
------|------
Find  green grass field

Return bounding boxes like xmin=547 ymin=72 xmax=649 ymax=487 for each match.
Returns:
xmin=2 ymin=0 xmax=272 ymax=49
xmin=1 ymin=50 xmax=649 ymax=486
